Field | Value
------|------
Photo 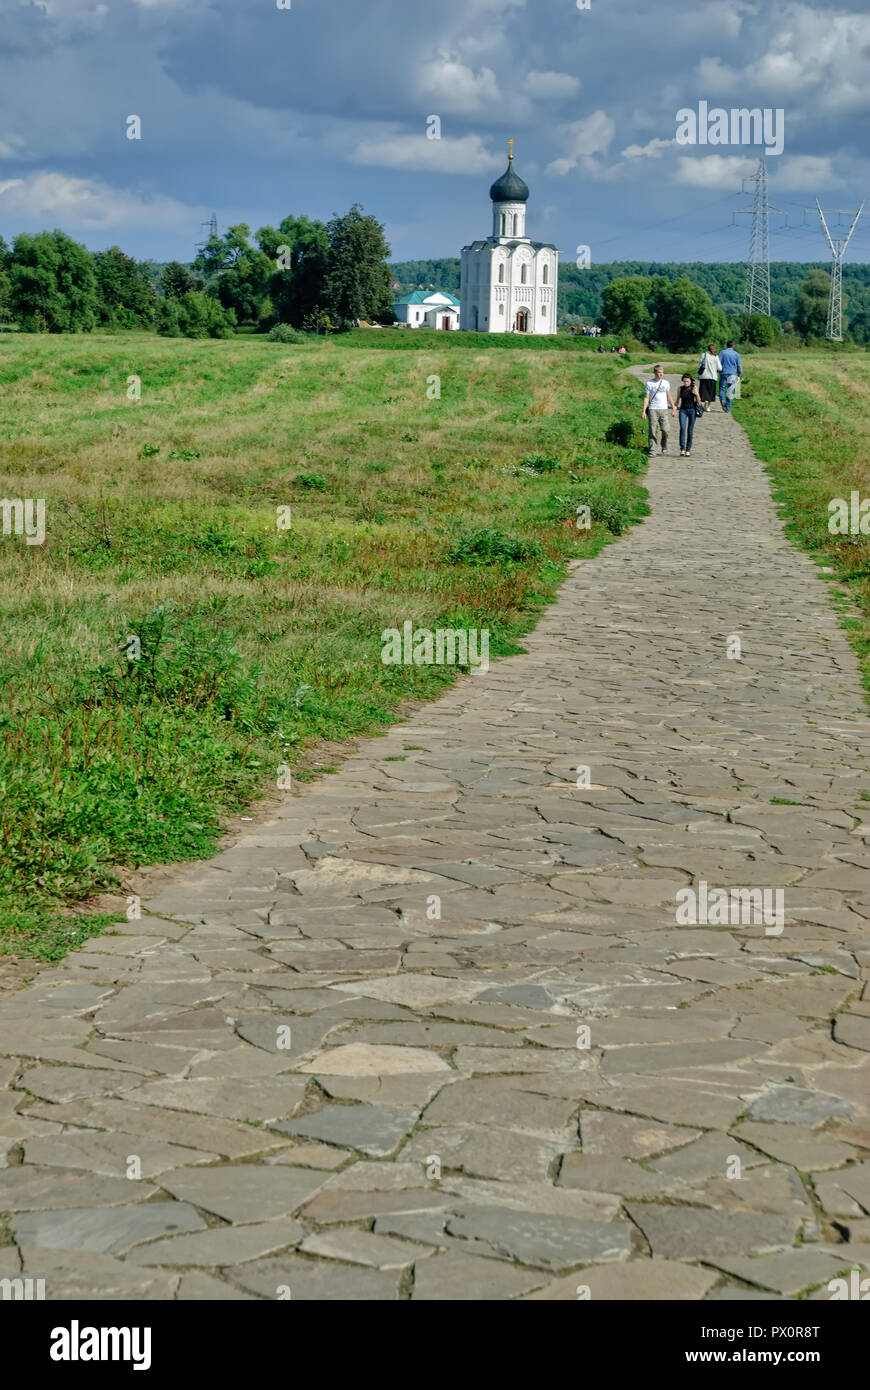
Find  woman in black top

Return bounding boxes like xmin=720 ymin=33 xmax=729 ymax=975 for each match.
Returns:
xmin=678 ymin=374 xmax=701 ymax=456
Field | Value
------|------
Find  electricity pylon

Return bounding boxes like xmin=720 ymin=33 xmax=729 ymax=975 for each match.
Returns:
xmin=816 ymin=199 xmax=865 ymax=342
xmin=735 ymin=159 xmax=784 ymax=317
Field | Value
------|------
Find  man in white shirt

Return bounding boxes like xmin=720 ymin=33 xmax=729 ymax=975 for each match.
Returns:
xmin=642 ymin=364 xmax=677 ymax=455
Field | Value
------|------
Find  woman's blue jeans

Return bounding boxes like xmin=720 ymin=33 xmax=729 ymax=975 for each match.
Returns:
xmin=679 ymin=407 xmax=695 ymax=452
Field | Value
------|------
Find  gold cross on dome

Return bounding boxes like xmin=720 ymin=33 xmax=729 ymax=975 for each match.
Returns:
xmin=508 ymin=138 xmax=514 ymax=161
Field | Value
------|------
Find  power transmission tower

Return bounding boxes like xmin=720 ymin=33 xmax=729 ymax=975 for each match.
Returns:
xmin=195 ymin=213 xmax=218 ymax=254
xmin=735 ymin=159 xmax=784 ymax=316
xmin=816 ymin=199 xmax=865 ymax=341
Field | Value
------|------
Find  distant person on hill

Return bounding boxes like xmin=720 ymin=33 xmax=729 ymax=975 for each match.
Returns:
xmin=677 ymin=373 xmax=702 ymax=456
xmin=642 ymin=364 xmax=677 ymax=456
xmin=697 ymin=343 xmax=721 ymax=412
xmin=718 ymin=340 xmax=742 ymax=413
xmin=617 ymin=345 xmax=627 ymax=355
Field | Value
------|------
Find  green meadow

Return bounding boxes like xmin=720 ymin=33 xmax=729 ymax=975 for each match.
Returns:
xmin=733 ymin=352 xmax=870 ymax=693
xmin=0 ymin=332 xmax=649 ymax=957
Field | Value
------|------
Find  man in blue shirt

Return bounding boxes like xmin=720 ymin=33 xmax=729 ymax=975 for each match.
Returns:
xmin=718 ymin=341 xmax=742 ymax=412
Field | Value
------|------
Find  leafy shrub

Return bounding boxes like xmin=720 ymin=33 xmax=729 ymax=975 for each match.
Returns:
xmin=520 ymin=452 xmax=559 ymax=473
xmin=446 ymin=527 xmax=543 ymax=565
xmin=572 ymin=479 xmax=638 ymax=535
xmin=156 ymin=291 xmax=235 ymax=340
xmin=168 ymin=449 xmax=201 ymax=461
xmin=295 ymin=472 xmax=327 ymax=490
xmin=604 ymin=421 xmax=635 ymax=447
xmin=268 ymin=323 xmax=308 ymax=344
xmin=140 ymin=444 xmax=160 ymax=457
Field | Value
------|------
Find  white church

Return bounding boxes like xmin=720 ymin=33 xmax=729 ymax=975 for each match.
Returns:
xmin=460 ymin=141 xmax=559 ymax=335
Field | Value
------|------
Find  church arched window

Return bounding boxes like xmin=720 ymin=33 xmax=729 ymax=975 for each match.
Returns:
xmin=542 ymin=263 xmax=549 ymax=285
xmin=520 ymin=263 xmax=527 ymax=285
xmin=501 ymin=213 xmax=506 ymax=235
xmin=512 ymin=214 xmax=518 ymax=235
xmin=498 ymin=263 xmax=504 ymax=284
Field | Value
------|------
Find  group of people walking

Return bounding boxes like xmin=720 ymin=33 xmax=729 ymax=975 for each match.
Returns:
xmin=641 ymin=341 xmax=742 ymax=458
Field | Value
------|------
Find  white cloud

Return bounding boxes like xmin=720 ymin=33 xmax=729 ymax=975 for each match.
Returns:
xmin=621 ymin=137 xmax=675 ymax=159
xmin=350 ymin=132 xmax=499 ymax=175
xmin=418 ymin=56 xmax=502 ymax=116
xmin=777 ymin=154 xmax=837 ymax=189
xmin=719 ymin=4 xmax=870 ymax=110
xmin=696 ymin=57 xmax=738 ymax=92
xmin=523 ymin=70 xmax=581 ymax=100
xmin=673 ymin=154 xmax=757 ymax=188
xmin=711 ymin=1 xmax=757 ymax=39
xmin=546 ymin=110 xmax=615 ymax=176
xmin=0 ymin=172 xmax=200 ymax=230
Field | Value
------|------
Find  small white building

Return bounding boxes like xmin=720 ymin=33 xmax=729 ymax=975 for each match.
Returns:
xmin=392 ymin=290 xmax=461 ymax=329
xmin=460 ymin=143 xmax=559 ymax=335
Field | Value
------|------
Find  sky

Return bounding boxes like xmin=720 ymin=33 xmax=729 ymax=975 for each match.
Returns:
xmin=0 ymin=0 xmax=867 ymax=267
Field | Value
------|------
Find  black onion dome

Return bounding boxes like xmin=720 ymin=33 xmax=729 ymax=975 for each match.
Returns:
xmin=489 ymin=160 xmax=529 ymax=203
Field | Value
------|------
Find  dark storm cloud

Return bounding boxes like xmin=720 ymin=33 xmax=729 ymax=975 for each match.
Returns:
xmin=0 ymin=0 xmax=866 ymax=262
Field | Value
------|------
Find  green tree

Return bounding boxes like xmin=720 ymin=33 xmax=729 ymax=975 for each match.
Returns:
xmin=648 ymin=276 xmax=719 ymax=351
xmin=161 ymin=261 xmax=196 ymax=300
xmin=9 ymin=230 xmax=99 ymax=332
xmin=156 ymin=290 xmax=235 ymax=339
xmin=793 ymin=269 xmax=831 ymax=340
xmin=322 ymin=205 xmax=392 ymax=328
xmin=193 ymin=224 xmax=271 ymax=324
xmin=0 ymin=236 xmax=11 ymax=324
xmin=93 ymin=246 xmax=155 ymax=328
xmin=599 ymin=276 xmax=652 ymax=338
xmin=737 ymin=311 xmax=781 ymax=347
xmin=259 ymin=215 xmax=330 ymax=329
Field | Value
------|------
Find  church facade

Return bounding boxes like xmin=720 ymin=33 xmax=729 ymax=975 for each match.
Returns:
xmin=459 ymin=143 xmax=559 ymax=335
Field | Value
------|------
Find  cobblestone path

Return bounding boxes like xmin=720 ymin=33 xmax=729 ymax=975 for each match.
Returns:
xmin=2 ymin=381 xmax=869 ymax=1301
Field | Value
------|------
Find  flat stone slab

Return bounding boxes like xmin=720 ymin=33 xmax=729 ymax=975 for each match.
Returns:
xmin=158 ymin=1164 xmax=328 ymax=1222
xmin=272 ymin=1105 xmax=418 ymax=1156
xmin=744 ymin=1087 xmax=854 ymax=1126
xmin=299 ymin=1044 xmax=450 ymax=1076
xmin=625 ymin=1203 xmax=800 ymax=1259
xmin=708 ymin=1250 xmax=858 ymax=1296
xmin=11 ymin=1202 xmax=206 ymax=1254
xmin=410 ymin=1249 xmax=544 ymax=1300
xmin=127 ymin=1218 xmax=304 ymax=1267
xmin=230 ymin=1254 xmax=400 ymax=1300
xmin=299 ymin=1228 xmax=428 ymax=1268
xmin=0 ymin=1167 xmax=159 ymax=1212
xmin=834 ymin=1014 xmax=870 ymax=1052
xmin=523 ymin=1259 xmax=720 ymax=1301
xmin=446 ymin=1206 xmax=631 ymax=1268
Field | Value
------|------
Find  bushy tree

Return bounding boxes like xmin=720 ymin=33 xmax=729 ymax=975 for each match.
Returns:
xmin=793 ymin=269 xmax=831 ymax=340
xmin=193 ymin=223 xmax=271 ymax=324
xmin=648 ymin=276 xmax=719 ymax=351
xmin=161 ymin=261 xmax=197 ymax=300
xmin=322 ymin=205 xmax=392 ymax=328
xmin=93 ymin=246 xmax=155 ymax=328
xmin=156 ymin=290 xmax=235 ymax=338
xmin=737 ymin=311 xmax=781 ymax=347
xmin=0 ymin=236 xmax=11 ymax=323
xmin=599 ymin=276 xmax=651 ymax=338
xmin=9 ymin=230 xmax=99 ymax=332
xmin=259 ymin=215 xmax=330 ymax=329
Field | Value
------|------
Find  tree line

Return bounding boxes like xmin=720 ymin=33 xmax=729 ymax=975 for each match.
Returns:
xmin=391 ymin=257 xmax=870 ymax=345
xmin=0 ymin=206 xmax=394 ymax=337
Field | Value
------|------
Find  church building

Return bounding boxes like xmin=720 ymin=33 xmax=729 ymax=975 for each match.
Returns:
xmin=460 ymin=142 xmax=559 ymax=335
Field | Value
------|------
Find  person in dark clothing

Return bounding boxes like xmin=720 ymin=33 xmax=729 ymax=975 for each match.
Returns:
xmin=677 ymin=373 xmax=701 ymax=456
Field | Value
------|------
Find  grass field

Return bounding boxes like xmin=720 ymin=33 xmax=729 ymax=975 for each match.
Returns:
xmin=0 ymin=332 xmax=649 ymax=957
xmin=732 ymin=351 xmax=870 ymax=694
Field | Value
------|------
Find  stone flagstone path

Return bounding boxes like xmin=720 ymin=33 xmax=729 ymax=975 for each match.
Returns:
xmin=2 ymin=374 xmax=869 ymax=1301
